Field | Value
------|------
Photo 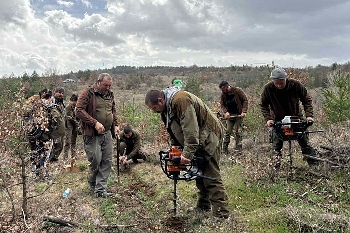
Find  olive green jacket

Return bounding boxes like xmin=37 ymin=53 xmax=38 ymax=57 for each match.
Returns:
xmin=161 ymin=89 xmax=224 ymax=160
xmin=65 ymin=103 xmax=79 ymax=128
xmin=119 ymin=130 xmax=141 ymax=159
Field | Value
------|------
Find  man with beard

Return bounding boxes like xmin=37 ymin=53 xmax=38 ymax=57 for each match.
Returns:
xmin=219 ymin=81 xmax=248 ymax=154
xmin=119 ymin=125 xmax=148 ymax=167
xmin=145 ymin=87 xmax=230 ymax=219
xmin=76 ymin=73 xmax=120 ymax=198
xmin=64 ymin=94 xmax=79 ymax=160
xmin=260 ymin=67 xmax=318 ymax=167
xmin=50 ymin=87 xmax=66 ymax=161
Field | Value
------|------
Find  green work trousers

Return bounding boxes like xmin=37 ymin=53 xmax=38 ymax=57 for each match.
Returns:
xmin=223 ymin=118 xmax=243 ymax=149
xmin=271 ymin=128 xmax=316 ymax=155
xmin=195 ymin=145 xmax=230 ymax=218
xmin=64 ymin=124 xmax=78 ymax=159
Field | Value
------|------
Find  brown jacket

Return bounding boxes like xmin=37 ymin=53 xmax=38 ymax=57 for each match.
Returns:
xmin=75 ymin=85 xmax=118 ymax=137
xmin=220 ymin=86 xmax=248 ymax=114
xmin=260 ymin=78 xmax=313 ymax=121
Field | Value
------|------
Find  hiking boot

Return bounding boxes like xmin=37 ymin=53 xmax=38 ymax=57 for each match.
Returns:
xmin=305 ymin=158 xmax=319 ymax=167
xmin=303 ymin=154 xmax=319 ymax=167
xmin=272 ymin=155 xmax=282 ymax=170
xmin=132 ymin=157 xmax=139 ymax=163
xmin=49 ymin=157 xmax=59 ymax=162
xmin=213 ymin=206 xmax=230 ymax=219
xmin=187 ymin=206 xmax=211 ymax=213
xmin=235 ymin=144 xmax=242 ymax=151
xmin=141 ymin=154 xmax=148 ymax=162
xmin=95 ymin=191 xmax=114 ymax=198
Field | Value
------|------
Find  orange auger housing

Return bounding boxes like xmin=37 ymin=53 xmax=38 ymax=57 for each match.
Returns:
xmin=167 ymin=146 xmax=185 ymax=172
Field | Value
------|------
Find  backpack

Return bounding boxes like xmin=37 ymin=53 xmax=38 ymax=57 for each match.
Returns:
xmin=24 ymin=100 xmax=65 ymax=141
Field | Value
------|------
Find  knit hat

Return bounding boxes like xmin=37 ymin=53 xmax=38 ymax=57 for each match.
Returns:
xmin=270 ymin=68 xmax=287 ymax=80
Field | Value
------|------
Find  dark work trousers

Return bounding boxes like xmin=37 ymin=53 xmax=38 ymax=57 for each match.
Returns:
xmin=52 ymin=136 xmax=64 ymax=160
xmin=84 ymin=131 xmax=113 ymax=194
xmin=271 ymin=128 xmax=316 ymax=155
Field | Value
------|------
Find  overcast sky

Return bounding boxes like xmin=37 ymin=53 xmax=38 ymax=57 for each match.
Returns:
xmin=1 ymin=0 xmax=350 ymax=77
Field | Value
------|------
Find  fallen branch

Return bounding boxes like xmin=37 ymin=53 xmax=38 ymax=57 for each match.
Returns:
xmin=99 ymin=223 xmax=139 ymax=230
xmin=304 ymin=154 xmax=341 ymax=166
xmin=320 ymin=145 xmax=333 ymax=151
xmin=43 ymin=215 xmax=139 ymax=230
xmin=43 ymin=216 xmax=79 ymax=227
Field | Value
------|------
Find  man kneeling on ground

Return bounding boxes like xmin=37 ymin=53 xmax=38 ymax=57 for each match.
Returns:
xmin=119 ymin=125 xmax=148 ymax=167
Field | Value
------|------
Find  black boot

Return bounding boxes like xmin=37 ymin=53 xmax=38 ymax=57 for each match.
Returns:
xmin=222 ymin=143 xmax=229 ymax=154
xmin=272 ymin=150 xmax=282 ymax=169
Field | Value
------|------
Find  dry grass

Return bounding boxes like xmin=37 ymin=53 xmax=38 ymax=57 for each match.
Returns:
xmin=1 ymin=77 xmax=350 ymax=232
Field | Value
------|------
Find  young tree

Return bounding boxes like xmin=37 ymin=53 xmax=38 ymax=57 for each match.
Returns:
xmin=322 ymin=71 xmax=350 ymax=123
xmin=184 ymin=75 xmax=203 ymax=100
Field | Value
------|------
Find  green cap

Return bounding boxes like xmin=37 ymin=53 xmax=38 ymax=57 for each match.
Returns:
xmin=173 ymin=79 xmax=183 ymax=88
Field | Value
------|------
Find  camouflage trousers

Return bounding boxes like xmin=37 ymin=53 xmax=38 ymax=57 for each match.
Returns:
xmin=52 ymin=135 xmax=64 ymax=160
xmin=29 ymin=139 xmax=53 ymax=179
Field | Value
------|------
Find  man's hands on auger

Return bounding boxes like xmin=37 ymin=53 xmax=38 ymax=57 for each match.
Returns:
xmin=180 ymin=155 xmax=191 ymax=165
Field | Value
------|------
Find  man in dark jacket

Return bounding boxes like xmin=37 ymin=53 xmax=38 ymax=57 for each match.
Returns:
xmin=260 ymin=67 xmax=318 ymax=167
xmin=76 ymin=73 xmax=120 ymax=198
xmin=219 ymin=81 xmax=248 ymax=153
xmin=145 ymin=87 xmax=230 ymax=219
xmin=119 ymin=125 xmax=148 ymax=166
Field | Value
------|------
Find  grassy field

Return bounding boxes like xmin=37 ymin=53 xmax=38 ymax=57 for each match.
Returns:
xmin=1 ymin=74 xmax=350 ymax=232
